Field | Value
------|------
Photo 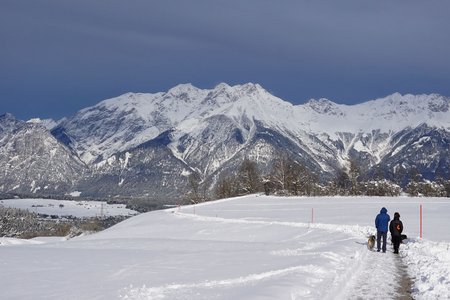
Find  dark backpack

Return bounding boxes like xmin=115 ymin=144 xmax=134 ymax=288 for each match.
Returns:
xmin=391 ymin=219 xmax=402 ymax=236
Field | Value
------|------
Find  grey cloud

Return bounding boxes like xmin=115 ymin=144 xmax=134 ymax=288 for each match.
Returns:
xmin=1 ymin=0 xmax=450 ymax=119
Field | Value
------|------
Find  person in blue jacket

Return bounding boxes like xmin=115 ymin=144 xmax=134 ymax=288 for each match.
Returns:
xmin=375 ymin=207 xmax=390 ymax=253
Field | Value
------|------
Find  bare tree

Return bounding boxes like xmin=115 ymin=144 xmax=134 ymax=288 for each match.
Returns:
xmin=188 ymin=173 xmax=202 ymax=204
xmin=268 ymin=156 xmax=289 ymax=193
xmin=238 ymin=158 xmax=261 ymax=195
xmin=405 ymin=167 xmax=421 ymax=196
xmin=267 ymin=156 xmax=318 ymax=196
xmin=215 ymin=175 xmax=236 ymax=199
xmin=349 ymin=160 xmax=361 ymax=195
xmin=333 ymin=168 xmax=351 ymax=195
xmin=444 ymin=180 xmax=450 ymax=197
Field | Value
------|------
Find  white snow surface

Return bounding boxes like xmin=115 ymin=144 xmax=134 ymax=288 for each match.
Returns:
xmin=0 ymin=198 xmax=138 ymax=218
xmin=1 ymin=195 xmax=449 ymax=299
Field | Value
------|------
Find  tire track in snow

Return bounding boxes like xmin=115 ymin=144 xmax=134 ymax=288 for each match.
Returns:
xmin=172 ymin=211 xmax=376 ymax=238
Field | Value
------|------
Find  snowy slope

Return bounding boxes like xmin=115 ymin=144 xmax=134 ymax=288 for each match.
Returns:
xmin=1 ymin=195 xmax=449 ymax=299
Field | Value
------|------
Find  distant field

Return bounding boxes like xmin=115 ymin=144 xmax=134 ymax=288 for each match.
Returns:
xmin=0 ymin=198 xmax=138 ymax=218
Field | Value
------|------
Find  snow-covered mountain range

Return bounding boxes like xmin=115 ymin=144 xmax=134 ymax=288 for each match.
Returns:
xmin=2 ymin=83 xmax=450 ymax=199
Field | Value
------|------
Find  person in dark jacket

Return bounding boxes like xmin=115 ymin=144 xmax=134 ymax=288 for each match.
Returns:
xmin=390 ymin=212 xmax=403 ymax=254
xmin=375 ymin=207 xmax=390 ymax=253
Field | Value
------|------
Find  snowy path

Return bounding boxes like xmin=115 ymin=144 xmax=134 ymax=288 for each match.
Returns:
xmin=336 ymin=247 xmax=411 ymax=299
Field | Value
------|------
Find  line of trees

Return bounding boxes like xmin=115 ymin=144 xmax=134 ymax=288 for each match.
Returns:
xmin=214 ymin=156 xmax=322 ymax=199
xmin=0 ymin=206 xmax=128 ymax=239
xmin=209 ymin=157 xmax=450 ymax=201
xmin=215 ymin=159 xmax=263 ymax=199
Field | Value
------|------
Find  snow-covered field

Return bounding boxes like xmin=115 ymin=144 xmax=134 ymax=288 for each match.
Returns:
xmin=0 ymin=195 xmax=449 ymax=299
xmin=0 ymin=198 xmax=138 ymax=218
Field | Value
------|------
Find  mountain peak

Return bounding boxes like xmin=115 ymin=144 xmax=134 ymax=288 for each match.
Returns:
xmin=166 ymin=83 xmax=201 ymax=96
xmin=366 ymin=92 xmax=450 ymax=114
xmin=0 ymin=113 xmax=24 ymax=133
xmin=305 ymin=98 xmax=340 ymax=114
xmin=428 ymin=94 xmax=450 ymax=113
xmin=0 ymin=112 xmax=17 ymax=121
xmin=234 ymin=82 xmax=267 ymax=95
xmin=214 ymin=82 xmax=231 ymax=90
xmin=209 ymin=82 xmax=269 ymax=96
xmin=26 ymin=118 xmax=58 ymax=130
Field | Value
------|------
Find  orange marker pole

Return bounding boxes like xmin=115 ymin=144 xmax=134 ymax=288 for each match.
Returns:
xmin=420 ymin=204 xmax=423 ymax=239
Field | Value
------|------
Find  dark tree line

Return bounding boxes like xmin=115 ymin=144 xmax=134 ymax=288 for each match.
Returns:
xmin=214 ymin=156 xmax=320 ymax=199
xmin=263 ymin=156 xmax=319 ymax=196
xmin=0 ymin=206 xmax=127 ymax=239
xmin=209 ymin=157 xmax=450 ymax=200
xmin=215 ymin=159 xmax=262 ymax=199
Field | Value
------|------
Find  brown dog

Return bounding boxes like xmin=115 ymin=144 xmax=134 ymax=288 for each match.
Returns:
xmin=367 ymin=235 xmax=376 ymax=250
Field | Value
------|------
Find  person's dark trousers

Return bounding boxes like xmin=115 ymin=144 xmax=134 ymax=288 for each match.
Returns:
xmin=392 ymin=235 xmax=401 ymax=253
xmin=377 ymin=231 xmax=387 ymax=252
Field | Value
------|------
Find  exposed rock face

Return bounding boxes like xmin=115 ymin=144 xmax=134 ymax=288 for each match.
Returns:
xmin=0 ymin=114 xmax=87 ymax=196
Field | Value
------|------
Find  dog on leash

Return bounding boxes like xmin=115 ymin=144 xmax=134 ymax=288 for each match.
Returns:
xmin=367 ymin=235 xmax=376 ymax=250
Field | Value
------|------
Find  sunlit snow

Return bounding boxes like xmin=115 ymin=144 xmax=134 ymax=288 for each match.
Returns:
xmin=1 ymin=195 xmax=449 ymax=299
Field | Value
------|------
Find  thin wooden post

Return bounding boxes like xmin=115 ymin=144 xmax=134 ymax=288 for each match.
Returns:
xmin=420 ymin=204 xmax=423 ymax=239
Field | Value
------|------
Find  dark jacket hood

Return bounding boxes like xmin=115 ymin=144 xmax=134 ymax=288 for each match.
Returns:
xmin=380 ymin=207 xmax=387 ymax=214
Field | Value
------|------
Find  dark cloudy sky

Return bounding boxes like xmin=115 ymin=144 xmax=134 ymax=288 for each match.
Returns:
xmin=1 ymin=0 xmax=450 ymax=120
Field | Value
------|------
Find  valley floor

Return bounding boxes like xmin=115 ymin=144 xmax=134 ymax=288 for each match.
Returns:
xmin=1 ymin=195 xmax=449 ymax=299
